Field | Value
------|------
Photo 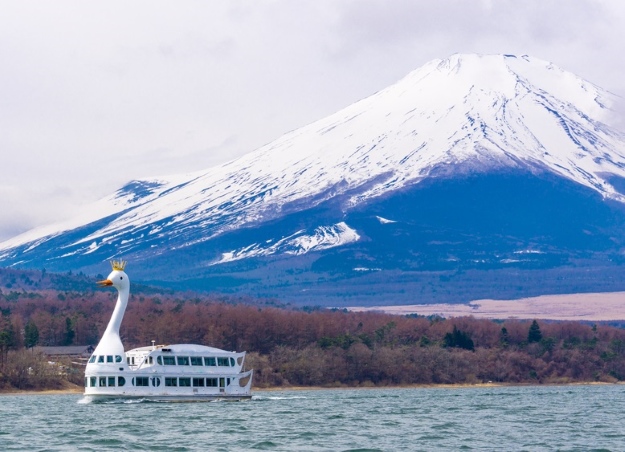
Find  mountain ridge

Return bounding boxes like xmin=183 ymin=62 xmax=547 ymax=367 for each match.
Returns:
xmin=2 ymin=53 xmax=625 ymax=304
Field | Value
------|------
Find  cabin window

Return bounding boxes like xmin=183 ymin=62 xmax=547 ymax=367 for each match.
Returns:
xmin=219 ymin=377 xmax=225 ymax=388
xmin=192 ymin=378 xmax=205 ymax=387
xmin=97 ymin=356 xmax=104 ymax=363
xmin=163 ymin=356 xmax=176 ymax=365
xmin=131 ymin=357 xmax=135 ymax=365
xmin=88 ymin=356 xmax=96 ymax=363
xmin=115 ymin=355 xmax=122 ymax=363
xmin=165 ymin=377 xmax=177 ymax=387
xmin=147 ymin=356 xmax=153 ymax=365
xmin=190 ymin=357 xmax=203 ymax=366
xmin=177 ymin=356 xmax=190 ymax=366
xmin=157 ymin=356 xmax=163 ymax=365
xmin=108 ymin=377 xmax=115 ymax=387
xmin=226 ymin=378 xmax=231 ymax=386
xmin=206 ymin=378 xmax=218 ymax=387
xmin=99 ymin=377 xmax=107 ymax=387
xmin=217 ymin=357 xmax=229 ymax=366
xmin=90 ymin=377 xmax=96 ymax=387
xmin=230 ymin=357 xmax=235 ymax=367
xmin=204 ymin=357 xmax=216 ymax=366
xmin=127 ymin=357 xmax=130 ymax=365
xmin=133 ymin=377 xmax=149 ymax=387
xmin=118 ymin=376 xmax=126 ymax=387
xmin=106 ymin=355 xmax=113 ymax=363
xmin=151 ymin=377 xmax=161 ymax=387
xmin=179 ymin=378 xmax=191 ymax=387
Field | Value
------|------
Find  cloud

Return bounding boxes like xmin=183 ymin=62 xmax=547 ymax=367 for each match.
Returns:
xmin=0 ymin=184 xmax=80 ymax=242
xmin=327 ymin=0 xmax=624 ymax=92
xmin=0 ymin=0 xmax=624 ymax=242
xmin=332 ymin=0 xmax=604 ymax=47
xmin=606 ymin=96 xmax=625 ymax=132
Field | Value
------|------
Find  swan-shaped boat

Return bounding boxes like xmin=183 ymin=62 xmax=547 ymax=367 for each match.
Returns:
xmin=84 ymin=260 xmax=253 ymax=401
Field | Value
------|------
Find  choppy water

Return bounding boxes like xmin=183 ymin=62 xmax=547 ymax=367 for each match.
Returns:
xmin=1 ymin=385 xmax=624 ymax=451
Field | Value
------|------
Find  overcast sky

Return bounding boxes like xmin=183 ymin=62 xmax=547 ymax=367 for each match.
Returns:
xmin=1 ymin=0 xmax=625 ymax=241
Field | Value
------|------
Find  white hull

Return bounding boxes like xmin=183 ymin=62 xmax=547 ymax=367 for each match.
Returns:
xmin=87 ymin=393 xmax=252 ymax=402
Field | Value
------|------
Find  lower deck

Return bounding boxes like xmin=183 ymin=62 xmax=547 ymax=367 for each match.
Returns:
xmin=84 ymin=370 xmax=253 ymax=399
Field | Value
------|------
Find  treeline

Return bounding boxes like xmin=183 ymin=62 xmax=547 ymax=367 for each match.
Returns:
xmin=0 ymin=267 xmax=101 ymax=292
xmin=0 ymin=267 xmax=180 ymax=295
xmin=2 ymin=288 xmax=625 ymax=389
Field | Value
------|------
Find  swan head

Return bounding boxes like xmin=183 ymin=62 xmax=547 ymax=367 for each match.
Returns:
xmin=97 ymin=270 xmax=130 ymax=291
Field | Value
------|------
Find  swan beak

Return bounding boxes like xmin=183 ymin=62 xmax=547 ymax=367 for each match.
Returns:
xmin=97 ymin=279 xmax=113 ymax=287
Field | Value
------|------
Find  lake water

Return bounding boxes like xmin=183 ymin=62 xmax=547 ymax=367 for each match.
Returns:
xmin=1 ymin=385 xmax=624 ymax=451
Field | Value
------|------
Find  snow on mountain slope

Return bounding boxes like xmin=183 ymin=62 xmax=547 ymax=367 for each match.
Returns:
xmin=1 ymin=53 xmax=625 ymax=265
xmin=213 ymin=222 xmax=360 ymax=265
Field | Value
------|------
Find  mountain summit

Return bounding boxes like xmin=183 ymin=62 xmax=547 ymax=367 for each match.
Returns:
xmin=3 ymin=54 xmax=625 ymax=304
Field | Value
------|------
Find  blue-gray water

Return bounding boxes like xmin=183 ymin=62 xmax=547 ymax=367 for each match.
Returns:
xmin=1 ymin=385 xmax=624 ymax=451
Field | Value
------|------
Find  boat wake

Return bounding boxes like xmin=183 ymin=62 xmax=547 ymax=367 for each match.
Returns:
xmin=78 ymin=394 xmax=304 ymax=404
xmin=77 ymin=396 xmax=238 ymax=404
xmin=252 ymin=395 xmax=308 ymax=401
xmin=77 ymin=396 xmax=154 ymax=404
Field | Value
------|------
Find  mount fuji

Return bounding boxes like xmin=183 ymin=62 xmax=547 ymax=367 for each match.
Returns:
xmin=3 ymin=53 xmax=625 ymax=305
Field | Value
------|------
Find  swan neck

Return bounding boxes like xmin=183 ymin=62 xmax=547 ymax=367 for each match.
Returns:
xmin=104 ymin=287 xmax=129 ymax=336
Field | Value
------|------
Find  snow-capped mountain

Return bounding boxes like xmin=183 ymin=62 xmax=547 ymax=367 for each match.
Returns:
xmin=3 ymin=54 xmax=625 ymax=304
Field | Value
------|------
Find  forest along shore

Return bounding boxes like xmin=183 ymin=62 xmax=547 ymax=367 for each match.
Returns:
xmin=3 ymin=286 xmax=625 ymax=391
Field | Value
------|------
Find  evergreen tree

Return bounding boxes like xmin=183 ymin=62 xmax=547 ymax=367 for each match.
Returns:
xmin=0 ymin=320 xmax=16 ymax=367
xmin=24 ymin=320 xmax=39 ymax=349
xmin=63 ymin=317 xmax=75 ymax=346
xmin=443 ymin=326 xmax=474 ymax=351
xmin=528 ymin=320 xmax=543 ymax=343
xmin=500 ymin=327 xmax=509 ymax=347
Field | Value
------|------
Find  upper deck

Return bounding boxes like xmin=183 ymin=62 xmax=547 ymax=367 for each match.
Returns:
xmin=87 ymin=343 xmax=246 ymax=375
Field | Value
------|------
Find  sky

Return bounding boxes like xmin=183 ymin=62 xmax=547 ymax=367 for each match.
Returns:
xmin=1 ymin=0 xmax=625 ymax=242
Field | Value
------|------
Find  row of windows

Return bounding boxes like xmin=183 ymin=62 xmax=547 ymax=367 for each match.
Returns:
xmin=90 ymin=354 xmax=238 ymax=367
xmin=88 ymin=355 xmax=123 ymax=364
xmin=89 ymin=355 xmax=235 ymax=367
xmin=85 ymin=376 xmax=231 ymax=388
xmin=132 ymin=377 xmax=162 ymax=387
xmin=164 ymin=377 xmax=230 ymax=387
xmin=155 ymin=356 xmax=236 ymax=367
xmin=85 ymin=376 xmax=126 ymax=387
xmin=128 ymin=356 xmax=151 ymax=366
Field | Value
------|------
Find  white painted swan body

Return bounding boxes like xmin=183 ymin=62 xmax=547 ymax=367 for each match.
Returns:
xmin=83 ymin=260 xmax=253 ymax=401
xmin=92 ymin=261 xmax=129 ymax=357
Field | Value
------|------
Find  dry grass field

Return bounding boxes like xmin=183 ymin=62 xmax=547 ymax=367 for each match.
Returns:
xmin=347 ymin=292 xmax=625 ymax=321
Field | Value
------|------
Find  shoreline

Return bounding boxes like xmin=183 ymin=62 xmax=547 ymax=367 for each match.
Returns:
xmin=0 ymin=387 xmax=84 ymax=396
xmin=256 ymin=381 xmax=624 ymax=391
xmin=2 ymin=381 xmax=622 ymax=395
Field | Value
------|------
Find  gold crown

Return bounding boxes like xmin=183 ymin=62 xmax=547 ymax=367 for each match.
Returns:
xmin=110 ymin=259 xmax=127 ymax=271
